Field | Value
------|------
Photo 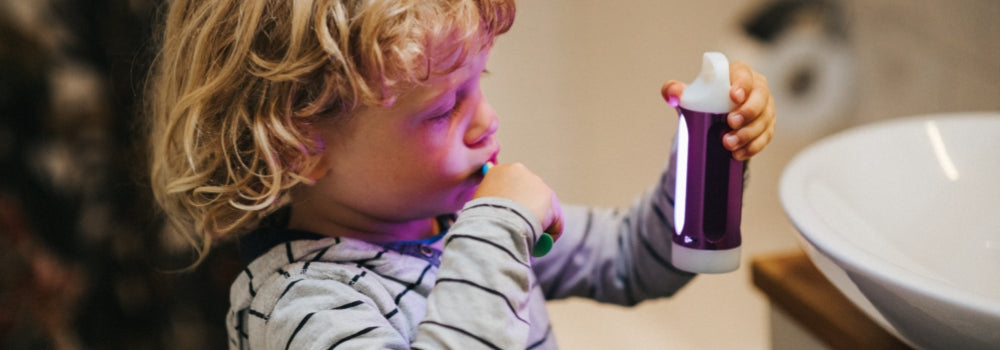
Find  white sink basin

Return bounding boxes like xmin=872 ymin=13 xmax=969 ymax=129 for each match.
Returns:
xmin=780 ymin=112 xmax=1000 ymax=349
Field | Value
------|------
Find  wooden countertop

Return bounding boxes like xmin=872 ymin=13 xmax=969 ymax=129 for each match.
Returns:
xmin=751 ymin=251 xmax=913 ymax=349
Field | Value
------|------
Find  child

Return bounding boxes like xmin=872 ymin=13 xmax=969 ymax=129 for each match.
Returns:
xmin=148 ymin=0 xmax=775 ymax=349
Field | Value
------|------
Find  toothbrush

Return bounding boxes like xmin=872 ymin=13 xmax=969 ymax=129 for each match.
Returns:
xmin=480 ymin=162 xmax=554 ymax=257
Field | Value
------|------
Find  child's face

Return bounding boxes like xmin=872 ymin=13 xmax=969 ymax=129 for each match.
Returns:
xmin=293 ymin=48 xmax=498 ymax=239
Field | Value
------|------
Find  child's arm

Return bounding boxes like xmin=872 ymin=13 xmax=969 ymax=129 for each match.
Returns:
xmin=533 ymin=62 xmax=775 ymax=303
xmin=227 ymin=165 xmax=562 ymax=349
xmin=413 ymin=197 xmax=544 ymax=349
xmin=412 ymin=163 xmax=562 ymax=349
xmin=530 ymin=153 xmax=696 ymax=304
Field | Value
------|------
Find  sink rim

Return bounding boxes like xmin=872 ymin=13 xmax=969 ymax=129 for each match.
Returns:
xmin=780 ymin=111 xmax=1000 ymax=317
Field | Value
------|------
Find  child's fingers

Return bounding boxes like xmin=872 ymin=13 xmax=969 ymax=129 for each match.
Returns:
xmin=725 ymin=93 xmax=775 ymax=148
xmin=475 ymin=162 xmax=564 ymax=248
xmin=727 ymin=62 xmax=773 ymax=129
xmin=723 ymin=97 xmax=774 ymax=150
xmin=732 ymin=126 xmax=774 ymax=161
xmin=728 ymin=61 xmax=756 ymax=104
xmin=728 ymin=102 xmax=776 ymax=160
xmin=724 ymin=120 xmax=764 ymax=151
xmin=729 ymin=90 xmax=769 ymax=130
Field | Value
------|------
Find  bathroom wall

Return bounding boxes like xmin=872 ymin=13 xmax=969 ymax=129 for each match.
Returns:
xmin=483 ymin=0 xmax=998 ymax=349
xmin=843 ymin=0 xmax=1000 ymax=125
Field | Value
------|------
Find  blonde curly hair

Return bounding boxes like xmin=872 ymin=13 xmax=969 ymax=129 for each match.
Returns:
xmin=148 ymin=0 xmax=515 ymax=265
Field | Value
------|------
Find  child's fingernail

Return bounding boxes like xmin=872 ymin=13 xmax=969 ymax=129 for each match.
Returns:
xmin=730 ymin=114 xmax=744 ymax=128
xmin=733 ymin=88 xmax=746 ymax=102
xmin=532 ymin=233 xmax=554 ymax=257
xmin=725 ymin=134 xmax=740 ymax=147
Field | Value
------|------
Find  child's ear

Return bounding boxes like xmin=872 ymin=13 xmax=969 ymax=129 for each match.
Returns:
xmin=302 ymin=153 xmax=330 ymax=183
xmin=300 ymin=133 xmax=330 ymax=183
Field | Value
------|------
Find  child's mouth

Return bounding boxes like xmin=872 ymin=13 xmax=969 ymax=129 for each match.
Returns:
xmin=488 ymin=148 xmax=500 ymax=164
xmin=475 ymin=151 xmax=499 ymax=178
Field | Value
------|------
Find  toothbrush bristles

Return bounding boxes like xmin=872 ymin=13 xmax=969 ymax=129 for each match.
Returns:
xmin=481 ymin=162 xmax=494 ymax=176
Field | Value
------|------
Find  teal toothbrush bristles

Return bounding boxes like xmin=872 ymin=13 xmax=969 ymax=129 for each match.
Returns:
xmin=479 ymin=161 xmax=553 ymax=258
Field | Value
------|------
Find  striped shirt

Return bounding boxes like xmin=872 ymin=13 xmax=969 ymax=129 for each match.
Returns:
xmin=227 ymin=166 xmax=696 ymax=349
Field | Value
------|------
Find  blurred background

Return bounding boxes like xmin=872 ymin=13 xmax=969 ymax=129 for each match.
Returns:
xmin=0 ymin=0 xmax=996 ymax=349
xmin=486 ymin=1 xmax=997 ymax=348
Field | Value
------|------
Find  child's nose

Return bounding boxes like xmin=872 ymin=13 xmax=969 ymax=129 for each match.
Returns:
xmin=463 ymin=98 xmax=498 ymax=147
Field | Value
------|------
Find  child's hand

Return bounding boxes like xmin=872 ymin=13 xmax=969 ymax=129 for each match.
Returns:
xmin=474 ymin=163 xmax=564 ymax=241
xmin=662 ymin=61 xmax=776 ymax=161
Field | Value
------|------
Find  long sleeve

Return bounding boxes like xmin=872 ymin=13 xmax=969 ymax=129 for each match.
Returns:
xmin=227 ymin=197 xmax=555 ymax=349
xmin=532 ymin=152 xmax=697 ymax=305
xmin=227 ymin=150 xmax=697 ymax=348
xmin=260 ymin=277 xmax=413 ymax=349
xmin=413 ymin=197 xmax=543 ymax=349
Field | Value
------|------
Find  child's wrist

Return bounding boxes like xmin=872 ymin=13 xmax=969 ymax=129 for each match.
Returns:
xmin=458 ymin=197 xmax=544 ymax=250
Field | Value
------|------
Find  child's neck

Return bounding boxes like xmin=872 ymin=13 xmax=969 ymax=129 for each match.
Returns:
xmin=287 ymin=205 xmax=439 ymax=243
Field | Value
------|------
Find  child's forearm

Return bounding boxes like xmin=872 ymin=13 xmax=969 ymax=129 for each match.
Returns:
xmin=531 ymin=152 xmax=697 ymax=304
xmin=413 ymin=197 xmax=540 ymax=349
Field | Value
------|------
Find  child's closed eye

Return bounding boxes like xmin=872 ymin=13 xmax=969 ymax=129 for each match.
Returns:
xmin=429 ymin=104 xmax=457 ymax=122
xmin=426 ymin=95 xmax=462 ymax=124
